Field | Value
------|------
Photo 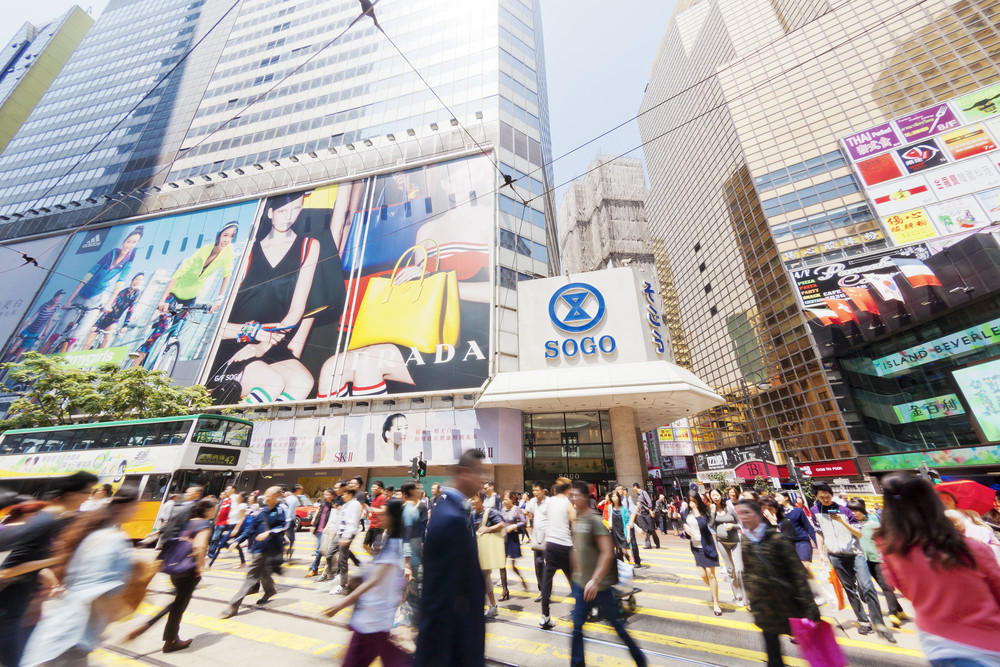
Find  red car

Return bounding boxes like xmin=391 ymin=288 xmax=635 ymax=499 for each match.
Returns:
xmin=291 ymin=494 xmax=316 ymax=531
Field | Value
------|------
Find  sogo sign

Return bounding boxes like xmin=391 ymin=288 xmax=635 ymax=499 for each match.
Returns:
xmin=544 ymin=282 xmax=617 ymax=359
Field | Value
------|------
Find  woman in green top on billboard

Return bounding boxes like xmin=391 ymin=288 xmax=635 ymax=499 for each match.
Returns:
xmin=130 ymin=221 xmax=238 ymax=367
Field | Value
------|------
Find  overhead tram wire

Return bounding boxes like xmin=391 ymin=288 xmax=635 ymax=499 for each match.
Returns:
xmin=2 ymin=0 xmax=934 ymax=314
xmin=10 ymin=0 xmax=248 ymax=223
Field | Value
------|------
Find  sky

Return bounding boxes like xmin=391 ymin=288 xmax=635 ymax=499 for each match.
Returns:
xmin=5 ymin=0 xmax=673 ymax=208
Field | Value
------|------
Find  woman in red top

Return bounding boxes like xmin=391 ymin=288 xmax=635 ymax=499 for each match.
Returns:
xmin=877 ymin=472 xmax=1000 ymax=667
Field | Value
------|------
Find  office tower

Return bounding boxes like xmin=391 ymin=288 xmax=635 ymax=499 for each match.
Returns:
xmin=0 ymin=7 xmax=92 ymax=155
xmin=639 ymin=0 xmax=1000 ymax=470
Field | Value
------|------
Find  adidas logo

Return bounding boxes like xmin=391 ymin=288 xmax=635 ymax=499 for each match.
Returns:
xmin=79 ymin=234 xmax=103 ymax=249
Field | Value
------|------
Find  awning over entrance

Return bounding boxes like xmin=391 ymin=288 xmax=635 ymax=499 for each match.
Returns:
xmin=475 ymin=360 xmax=724 ymax=431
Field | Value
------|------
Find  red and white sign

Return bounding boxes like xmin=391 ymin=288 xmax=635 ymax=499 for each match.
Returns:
xmin=733 ymin=460 xmax=788 ymax=480
xmin=867 ymin=175 xmax=937 ymax=216
xmin=799 ymin=459 xmax=859 ymax=478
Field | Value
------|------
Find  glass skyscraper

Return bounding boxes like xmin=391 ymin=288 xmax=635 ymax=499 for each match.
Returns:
xmin=639 ymin=0 xmax=1000 ymax=468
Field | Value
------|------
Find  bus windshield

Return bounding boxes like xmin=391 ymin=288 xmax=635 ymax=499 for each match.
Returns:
xmin=192 ymin=417 xmax=251 ymax=448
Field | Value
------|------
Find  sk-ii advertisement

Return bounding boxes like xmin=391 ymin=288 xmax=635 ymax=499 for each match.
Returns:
xmin=245 ymin=408 xmax=522 ymax=468
xmin=0 ymin=202 xmax=259 ymax=387
xmin=205 ymin=155 xmax=493 ymax=405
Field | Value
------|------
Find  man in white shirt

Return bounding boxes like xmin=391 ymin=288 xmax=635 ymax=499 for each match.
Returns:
xmin=526 ymin=482 xmax=548 ymax=603
xmin=540 ymin=477 xmax=575 ymax=629
xmin=332 ymin=484 xmax=362 ymax=595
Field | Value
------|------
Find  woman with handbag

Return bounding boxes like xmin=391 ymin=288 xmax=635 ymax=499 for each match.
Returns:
xmin=498 ymin=491 xmax=528 ymax=600
xmin=609 ymin=490 xmax=632 ymax=563
xmin=736 ymin=498 xmax=823 ymax=667
xmin=124 ymin=498 xmax=216 ymax=652
xmin=878 ymin=473 xmax=1000 ymax=667
xmin=471 ymin=492 xmax=505 ymax=619
xmin=710 ymin=488 xmax=745 ymax=605
xmin=684 ymin=491 xmax=722 ymax=616
xmin=21 ymin=489 xmax=139 ymax=667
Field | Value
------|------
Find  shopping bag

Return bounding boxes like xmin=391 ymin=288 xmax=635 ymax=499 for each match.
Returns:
xmin=789 ymin=618 xmax=847 ymax=667
xmin=616 ymin=559 xmax=633 ymax=591
xmin=477 ymin=531 xmax=505 ymax=571
xmin=348 ymin=240 xmax=459 ymax=353
xmin=810 ymin=562 xmax=845 ymax=610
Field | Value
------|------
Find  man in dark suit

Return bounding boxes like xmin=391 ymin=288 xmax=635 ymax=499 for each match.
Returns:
xmin=414 ymin=449 xmax=487 ymax=667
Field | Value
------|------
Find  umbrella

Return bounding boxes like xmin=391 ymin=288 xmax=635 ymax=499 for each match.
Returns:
xmin=935 ymin=480 xmax=997 ymax=515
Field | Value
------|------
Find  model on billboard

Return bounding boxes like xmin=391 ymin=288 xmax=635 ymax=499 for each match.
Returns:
xmin=82 ymin=273 xmax=144 ymax=350
xmin=317 ymin=157 xmax=491 ymax=398
xmin=213 ymin=193 xmax=320 ymax=403
xmin=3 ymin=290 xmax=65 ymax=361
xmin=129 ymin=221 xmax=238 ymax=368
xmin=53 ymin=226 xmax=144 ymax=352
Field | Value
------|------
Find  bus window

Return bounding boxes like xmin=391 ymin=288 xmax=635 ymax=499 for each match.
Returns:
xmin=155 ymin=420 xmax=193 ymax=445
xmin=143 ymin=474 xmax=170 ymax=502
xmin=0 ymin=434 xmax=25 ymax=454
xmin=225 ymin=422 xmax=251 ymax=448
xmin=21 ymin=435 xmax=48 ymax=453
xmin=128 ymin=424 xmax=160 ymax=448
xmin=117 ymin=474 xmax=142 ymax=498
xmin=193 ymin=418 xmax=227 ymax=445
xmin=96 ymin=426 xmax=132 ymax=449
xmin=43 ymin=431 xmax=77 ymax=452
xmin=73 ymin=430 xmax=100 ymax=450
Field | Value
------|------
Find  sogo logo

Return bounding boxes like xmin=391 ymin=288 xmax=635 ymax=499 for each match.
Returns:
xmin=544 ymin=282 xmax=616 ymax=359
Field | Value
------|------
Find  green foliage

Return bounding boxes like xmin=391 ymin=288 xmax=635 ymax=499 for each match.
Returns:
xmin=707 ymin=472 xmax=729 ymax=495
xmin=799 ymin=475 xmax=816 ymax=503
xmin=0 ymin=353 xmax=212 ymax=431
xmin=753 ymin=475 xmax=772 ymax=496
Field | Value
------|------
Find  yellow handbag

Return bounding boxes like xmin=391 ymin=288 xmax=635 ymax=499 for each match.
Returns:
xmin=348 ymin=241 xmax=460 ymax=353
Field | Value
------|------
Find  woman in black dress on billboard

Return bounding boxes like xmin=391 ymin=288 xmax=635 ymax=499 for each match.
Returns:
xmin=213 ymin=192 xmax=318 ymax=403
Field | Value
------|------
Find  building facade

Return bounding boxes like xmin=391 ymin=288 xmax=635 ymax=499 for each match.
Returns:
xmin=639 ymin=0 xmax=1000 ymax=485
xmin=0 ymin=0 xmax=723 ymax=496
xmin=0 ymin=7 xmax=92 ymax=155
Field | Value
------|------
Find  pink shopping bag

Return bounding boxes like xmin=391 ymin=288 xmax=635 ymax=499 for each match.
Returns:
xmin=789 ymin=618 xmax=847 ymax=667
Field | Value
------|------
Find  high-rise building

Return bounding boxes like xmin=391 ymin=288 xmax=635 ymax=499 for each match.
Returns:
xmin=639 ymin=0 xmax=1000 ymax=481
xmin=0 ymin=0 xmax=730 ymax=501
xmin=0 ymin=7 xmax=92 ymax=155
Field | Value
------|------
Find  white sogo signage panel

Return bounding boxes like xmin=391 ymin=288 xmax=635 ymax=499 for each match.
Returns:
xmin=515 ymin=267 xmax=667 ymax=372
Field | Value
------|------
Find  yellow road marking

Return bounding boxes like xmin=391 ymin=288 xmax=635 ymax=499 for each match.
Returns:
xmin=91 ymin=649 xmax=146 ymax=667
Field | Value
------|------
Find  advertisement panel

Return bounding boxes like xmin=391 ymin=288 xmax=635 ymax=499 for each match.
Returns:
xmin=799 ymin=459 xmax=859 ymax=477
xmin=792 ymin=228 xmax=1000 ymax=358
xmin=954 ymin=83 xmax=1000 ymax=123
xmin=0 ymin=446 xmax=180 ymax=480
xmin=892 ymin=393 xmax=966 ymax=424
xmin=895 ymin=103 xmax=961 ymax=142
xmin=245 ymin=408 xmax=521 ymax=468
xmin=693 ymin=443 xmax=773 ymax=473
xmin=840 ymin=81 xmax=1000 ymax=252
xmin=952 ymin=358 xmax=1000 ymax=442
xmin=0 ymin=202 xmax=259 ymax=386
xmin=0 ymin=236 xmax=69 ymax=353
xmin=204 ymin=155 xmax=493 ymax=404
xmin=869 ymin=444 xmax=1000 ymax=471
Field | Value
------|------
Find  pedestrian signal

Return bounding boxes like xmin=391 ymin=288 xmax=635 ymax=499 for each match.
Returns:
xmin=417 ymin=459 xmax=427 ymax=477
xmin=409 ymin=456 xmax=420 ymax=478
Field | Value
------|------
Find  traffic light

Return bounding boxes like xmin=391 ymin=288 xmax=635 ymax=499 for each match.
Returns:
xmin=417 ymin=459 xmax=427 ymax=477
xmin=409 ymin=456 xmax=419 ymax=478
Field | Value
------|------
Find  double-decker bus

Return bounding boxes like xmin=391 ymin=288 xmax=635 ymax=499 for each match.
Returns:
xmin=0 ymin=414 xmax=252 ymax=538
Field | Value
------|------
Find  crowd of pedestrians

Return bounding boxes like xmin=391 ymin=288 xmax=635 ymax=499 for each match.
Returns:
xmin=3 ymin=463 xmax=1000 ymax=667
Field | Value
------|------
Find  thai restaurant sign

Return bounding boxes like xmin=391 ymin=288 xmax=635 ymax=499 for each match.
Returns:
xmin=840 ymin=81 xmax=1000 ymax=247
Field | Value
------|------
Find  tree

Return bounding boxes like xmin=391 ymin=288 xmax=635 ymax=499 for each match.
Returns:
xmin=707 ymin=472 xmax=729 ymax=496
xmin=0 ymin=353 xmax=99 ymax=429
xmin=753 ymin=475 xmax=772 ymax=496
xmin=0 ymin=353 xmax=212 ymax=430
